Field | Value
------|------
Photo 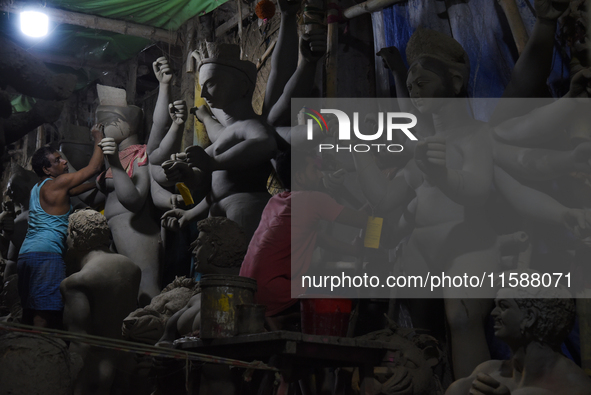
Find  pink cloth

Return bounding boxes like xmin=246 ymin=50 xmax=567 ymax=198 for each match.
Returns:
xmin=239 ymin=191 xmax=344 ymax=316
xmin=99 ymin=144 xmax=148 ymax=180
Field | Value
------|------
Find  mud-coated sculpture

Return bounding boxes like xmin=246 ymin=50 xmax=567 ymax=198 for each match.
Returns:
xmin=445 ymin=284 xmax=591 ymax=395
xmin=95 ymin=84 xmax=161 ymax=305
xmin=60 ymin=209 xmax=141 ymax=395
xmin=161 ymin=43 xmax=277 ymax=240
xmin=122 ymin=276 xmax=199 ymax=345
xmin=156 ymin=216 xmax=247 ymax=346
xmin=354 ymin=320 xmax=443 ymax=395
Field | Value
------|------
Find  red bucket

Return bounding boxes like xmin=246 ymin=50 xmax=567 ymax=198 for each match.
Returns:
xmin=300 ymin=298 xmax=352 ymax=336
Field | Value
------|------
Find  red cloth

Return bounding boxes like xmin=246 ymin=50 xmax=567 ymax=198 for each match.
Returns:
xmin=100 ymin=144 xmax=148 ymax=179
xmin=239 ymin=191 xmax=344 ymax=316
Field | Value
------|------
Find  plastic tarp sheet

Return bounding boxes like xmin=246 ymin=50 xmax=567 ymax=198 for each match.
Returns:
xmin=0 ymin=0 xmax=228 ymax=87
xmin=1 ymin=12 xmax=152 ymax=64
xmin=49 ymin=0 xmax=227 ymax=30
xmin=380 ymin=0 xmax=569 ymax=120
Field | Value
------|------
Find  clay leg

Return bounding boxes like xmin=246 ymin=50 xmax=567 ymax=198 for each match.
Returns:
xmin=443 ymin=249 xmax=498 ymax=379
xmin=108 ymin=213 xmax=161 ymax=306
xmin=443 ymin=298 xmax=492 ymax=379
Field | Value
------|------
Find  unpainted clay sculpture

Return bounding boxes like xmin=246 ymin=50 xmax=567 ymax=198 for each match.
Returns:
xmin=445 ymin=283 xmax=591 ymax=395
xmin=354 ymin=321 xmax=443 ymax=395
xmin=60 ymin=209 xmax=141 ymax=395
xmin=146 ymin=57 xmax=188 ymax=211
xmin=156 ymin=216 xmax=247 ymax=347
xmin=359 ymin=12 xmax=591 ymax=377
xmin=161 ymin=43 xmax=277 ymax=240
xmin=354 ymin=28 xmax=499 ymax=379
xmin=122 ymin=276 xmax=200 ymax=345
xmin=95 ymin=84 xmax=161 ymax=305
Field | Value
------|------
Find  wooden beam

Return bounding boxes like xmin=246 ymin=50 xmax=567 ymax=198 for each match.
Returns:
xmin=343 ymin=0 xmax=406 ymax=19
xmin=215 ymin=3 xmax=251 ymax=38
xmin=127 ymin=61 xmax=138 ymax=105
xmin=1 ymin=1 xmax=177 ymax=45
xmin=326 ymin=5 xmax=339 ymax=97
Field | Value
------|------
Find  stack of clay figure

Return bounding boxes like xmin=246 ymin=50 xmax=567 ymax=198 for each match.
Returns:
xmin=1 ymin=0 xmax=591 ymax=394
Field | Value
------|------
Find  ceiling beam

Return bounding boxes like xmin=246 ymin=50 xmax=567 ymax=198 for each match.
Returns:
xmin=1 ymin=1 xmax=178 ymax=45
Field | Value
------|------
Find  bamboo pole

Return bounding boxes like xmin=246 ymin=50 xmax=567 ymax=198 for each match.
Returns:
xmin=326 ymin=4 xmax=339 ymax=97
xmin=343 ymin=0 xmax=406 ymax=19
xmin=35 ymin=125 xmax=44 ymax=149
xmin=237 ymin=0 xmax=244 ymax=59
xmin=497 ymin=0 xmax=529 ymax=54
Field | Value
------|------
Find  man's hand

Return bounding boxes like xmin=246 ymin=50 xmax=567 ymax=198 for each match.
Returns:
xmin=90 ymin=123 xmax=104 ymax=142
xmin=534 ymin=0 xmax=569 ymax=21
xmin=153 ymin=57 xmax=172 ymax=85
xmin=470 ymin=373 xmax=511 ymax=395
xmin=300 ymin=30 xmax=327 ymax=63
xmin=567 ymin=68 xmax=591 ymax=98
xmin=99 ymin=137 xmax=119 ymax=157
xmin=169 ymin=100 xmax=187 ymax=125
xmin=161 ymin=209 xmax=190 ymax=231
xmin=414 ymin=136 xmax=447 ymax=176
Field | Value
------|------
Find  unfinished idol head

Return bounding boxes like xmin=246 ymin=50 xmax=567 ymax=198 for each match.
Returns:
xmin=195 ymin=43 xmax=257 ymax=110
xmin=405 ymin=28 xmax=471 ymax=114
xmin=95 ymin=84 xmax=143 ymax=144
xmin=191 ymin=216 xmax=248 ymax=276
xmin=67 ymin=208 xmax=111 ymax=252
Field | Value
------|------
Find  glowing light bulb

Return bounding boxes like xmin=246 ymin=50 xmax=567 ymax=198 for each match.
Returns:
xmin=20 ymin=11 xmax=49 ymax=38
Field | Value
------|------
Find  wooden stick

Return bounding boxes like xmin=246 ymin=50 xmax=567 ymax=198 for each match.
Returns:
xmin=497 ymin=0 xmax=529 ymax=54
xmin=326 ymin=4 xmax=339 ymax=97
xmin=343 ymin=0 xmax=406 ymax=20
xmin=257 ymin=39 xmax=277 ymax=70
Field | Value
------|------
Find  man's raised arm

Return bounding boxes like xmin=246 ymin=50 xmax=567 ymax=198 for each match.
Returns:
xmin=55 ymin=124 xmax=105 ymax=191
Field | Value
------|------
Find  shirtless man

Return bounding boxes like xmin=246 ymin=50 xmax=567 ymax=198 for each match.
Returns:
xmin=17 ymin=125 xmax=104 ymax=328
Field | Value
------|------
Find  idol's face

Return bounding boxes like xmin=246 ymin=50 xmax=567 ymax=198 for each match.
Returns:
xmin=406 ymin=63 xmax=454 ymax=114
xmin=199 ymin=65 xmax=241 ymax=109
